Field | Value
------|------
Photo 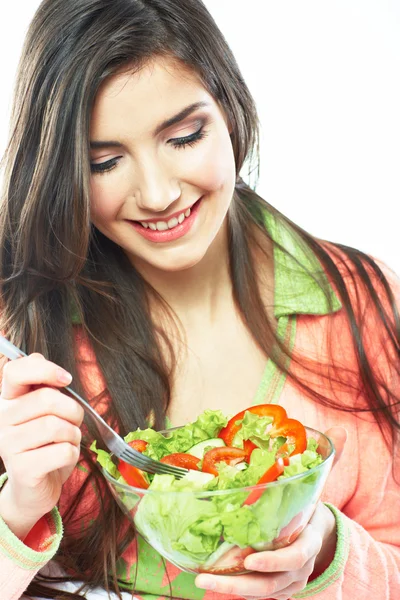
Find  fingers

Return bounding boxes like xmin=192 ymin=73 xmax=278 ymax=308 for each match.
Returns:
xmin=196 ymin=571 xmax=281 ymax=597
xmin=1 ymin=354 xmax=72 ymax=400
xmin=324 ymin=426 xmax=348 ymax=467
xmin=0 ymin=415 xmax=82 ymax=454
xmin=243 ymin=523 xmax=321 ymax=573
xmin=195 ymin=557 xmax=314 ymax=598
xmin=0 ymin=386 xmax=84 ymax=428
xmin=7 ymin=443 xmax=81 ymax=486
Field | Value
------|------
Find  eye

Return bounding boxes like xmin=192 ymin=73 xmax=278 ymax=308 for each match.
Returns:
xmin=169 ymin=126 xmax=207 ymax=149
xmin=90 ymin=157 xmax=121 ymax=175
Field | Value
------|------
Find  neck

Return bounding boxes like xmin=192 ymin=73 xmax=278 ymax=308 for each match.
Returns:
xmin=133 ymin=221 xmax=233 ymax=327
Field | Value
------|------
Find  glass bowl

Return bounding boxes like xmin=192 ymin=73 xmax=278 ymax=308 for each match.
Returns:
xmin=102 ymin=426 xmax=334 ymax=575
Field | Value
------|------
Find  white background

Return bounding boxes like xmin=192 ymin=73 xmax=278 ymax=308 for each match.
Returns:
xmin=1 ymin=0 xmax=399 ymax=274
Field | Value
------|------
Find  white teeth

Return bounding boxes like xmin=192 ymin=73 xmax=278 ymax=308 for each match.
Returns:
xmin=168 ymin=217 xmax=179 ymax=229
xmin=156 ymin=221 xmax=168 ymax=231
xmin=142 ymin=207 xmax=192 ymax=232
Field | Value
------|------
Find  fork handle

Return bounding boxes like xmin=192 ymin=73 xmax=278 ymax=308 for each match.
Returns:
xmin=0 ymin=337 xmax=28 ymax=360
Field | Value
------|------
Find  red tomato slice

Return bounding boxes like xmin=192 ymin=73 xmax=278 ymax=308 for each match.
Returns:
xmin=202 ymin=447 xmax=247 ymax=476
xmin=128 ymin=439 xmax=148 ymax=453
xmin=118 ymin=461 xmax=149 ymax=489
xmin=160 ymin=453 xmax=200 ymax=470
xmin=117 ymin=439 xmax=150 ymax=489
xmin=244 ymin=457 xmax=285 ymax=505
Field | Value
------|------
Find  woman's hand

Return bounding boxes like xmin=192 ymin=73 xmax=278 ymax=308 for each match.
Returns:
xmin=195 ymin=427 xmax=347 ymax=600
xmin=0 ymin=353 xmax=84 ymax=539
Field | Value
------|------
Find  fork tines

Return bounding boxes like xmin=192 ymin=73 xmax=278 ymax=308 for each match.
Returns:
xmin=121 ymin=448 xmax=188 ymax=479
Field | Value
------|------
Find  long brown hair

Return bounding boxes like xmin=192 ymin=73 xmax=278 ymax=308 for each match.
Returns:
xmin=0 ymin=1 xmax=399 ymax=598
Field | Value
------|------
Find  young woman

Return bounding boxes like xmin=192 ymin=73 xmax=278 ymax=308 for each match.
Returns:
xmin=0 ymin=1 xmax=398 ymax=599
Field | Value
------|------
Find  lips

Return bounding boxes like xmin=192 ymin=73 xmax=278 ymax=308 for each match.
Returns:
xmin=136 ymin=199 xmax=201 ymax=231
xmin=128 ymin=198 xmax=202 ymax=243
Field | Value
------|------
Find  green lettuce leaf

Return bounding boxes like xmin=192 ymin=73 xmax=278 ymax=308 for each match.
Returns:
xmin=90 ymin=440 xmax=120 ymax=480
xmin=125 ymin=410 xmax=228 ymax=461
xmin=134 ymin=474 xmax=222 ymax=564
xmin=220 ymin=505 xmax=261 ymax=547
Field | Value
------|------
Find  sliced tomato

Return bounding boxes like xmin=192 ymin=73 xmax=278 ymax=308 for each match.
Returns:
xmin=118 ymin=461 xmax=149 ymax=489
xmin=128 ymin=439 xmax=148 ymax=453
xmin=160 ymin=453 xmax=200 ymax=471
xmin=244 ymin=457 xmax=285 ymax=505
xmin=117 ymin=439 xmax=150 ymax=489
xmin=218 ymin=404 xmax=288 ymax=447
xmin=202 ymin=447 xmax=247 ymax=476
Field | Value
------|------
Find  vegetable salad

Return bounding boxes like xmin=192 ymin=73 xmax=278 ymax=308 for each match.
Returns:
xmin=92 ymin=405 xmax=328 ymax=572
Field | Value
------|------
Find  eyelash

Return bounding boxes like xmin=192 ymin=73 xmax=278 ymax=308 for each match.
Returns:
xmin=90 ymin=126 xmax=207 ymax=175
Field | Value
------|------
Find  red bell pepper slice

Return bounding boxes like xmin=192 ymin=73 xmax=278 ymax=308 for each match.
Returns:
xmin=160 ymin=453 xmax=201 ymax=471
xmin=244 ymin=457 xmax=285 ymax=505
xmin=117 ymin=439 xmax=149 ymax=489
xmin=274 ymin=418 xmax=307 ymax=456
xmin=219 ymin=404 xmax=287 ymax=446
xmin=202 ymin=447 xmax=247 ymax=476
xmin=218 ymin=404 xmax=306 ymax=458
xmin=243 ymin=439 xmax=257 ymax=461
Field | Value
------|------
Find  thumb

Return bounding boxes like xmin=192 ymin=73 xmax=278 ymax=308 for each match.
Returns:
xmin=324 ymin=426 xmax=348 ymax=468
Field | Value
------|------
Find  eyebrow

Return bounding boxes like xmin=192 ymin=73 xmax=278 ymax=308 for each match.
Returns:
xmin=90 ymin=101 xmax=209 ymax=150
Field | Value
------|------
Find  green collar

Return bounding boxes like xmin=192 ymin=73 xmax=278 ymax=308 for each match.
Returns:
xmin=263 ymin=210 xmax=342 ymax=318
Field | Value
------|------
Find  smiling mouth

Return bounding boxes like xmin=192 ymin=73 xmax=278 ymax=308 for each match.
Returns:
xmin=135 ymin=199 xmax=201 ymax=232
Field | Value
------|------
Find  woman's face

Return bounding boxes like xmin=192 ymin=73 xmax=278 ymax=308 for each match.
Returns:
xmin=89 ymin=56 xmax=236 ymax=273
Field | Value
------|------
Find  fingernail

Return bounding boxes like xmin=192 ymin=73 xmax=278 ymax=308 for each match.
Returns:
xmin=57 ymin=368 xmax=72 ymax=384
xmin=196 ymin=577 xmax=216 ymax=591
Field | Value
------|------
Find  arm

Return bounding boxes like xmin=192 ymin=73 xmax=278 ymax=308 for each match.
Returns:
xmin=0 ymin=473 xmax=63 ymax=600
xmin=294 ymin=414 xmax=400 ymax=598
xmin=0 ymin=353 xmax=85 ymax=599
xmin=296 ymin=259 xmax=400 ymax=598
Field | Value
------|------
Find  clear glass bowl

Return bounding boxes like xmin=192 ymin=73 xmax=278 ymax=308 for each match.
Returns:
xmin=102 ymin=426 xmax=334 ymax=575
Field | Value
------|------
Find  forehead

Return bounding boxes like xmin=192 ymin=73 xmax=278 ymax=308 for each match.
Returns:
xmin=90 ymin=57 xmax=212 ymax=138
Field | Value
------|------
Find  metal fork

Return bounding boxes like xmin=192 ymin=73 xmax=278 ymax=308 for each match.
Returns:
xmin=0 ymin=336 xmax=188 ymax=479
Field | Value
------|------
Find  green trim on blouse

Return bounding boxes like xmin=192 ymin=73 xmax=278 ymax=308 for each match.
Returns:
xmin=293 ymin=503 xmax=351 ymax=598
xmin=263 ymin=210 xmax=342 ymax=318
xmin=0 ymin=473 xmax=63 ymax=570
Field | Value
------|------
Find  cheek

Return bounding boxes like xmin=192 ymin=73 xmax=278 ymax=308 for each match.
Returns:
xmin=90 ymin=179 xmax=126 ymax=224
xmin=187 ymin=133 xmax=236 ymax=195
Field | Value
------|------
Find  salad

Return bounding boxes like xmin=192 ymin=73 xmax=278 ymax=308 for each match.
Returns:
xmin=92 ymin=404 xmax=330 ymax=573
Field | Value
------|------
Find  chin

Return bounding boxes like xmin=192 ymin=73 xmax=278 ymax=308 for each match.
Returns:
xmin=152 ymin=253 xmax=206 ymax=273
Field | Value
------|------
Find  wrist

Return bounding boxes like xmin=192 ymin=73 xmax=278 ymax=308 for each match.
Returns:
xmin=0 ymin=481 xmax=46 ymax=540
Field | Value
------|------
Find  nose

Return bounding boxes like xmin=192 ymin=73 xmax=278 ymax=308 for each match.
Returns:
xmin=132 ymin=158 xmax=181 ymax=213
